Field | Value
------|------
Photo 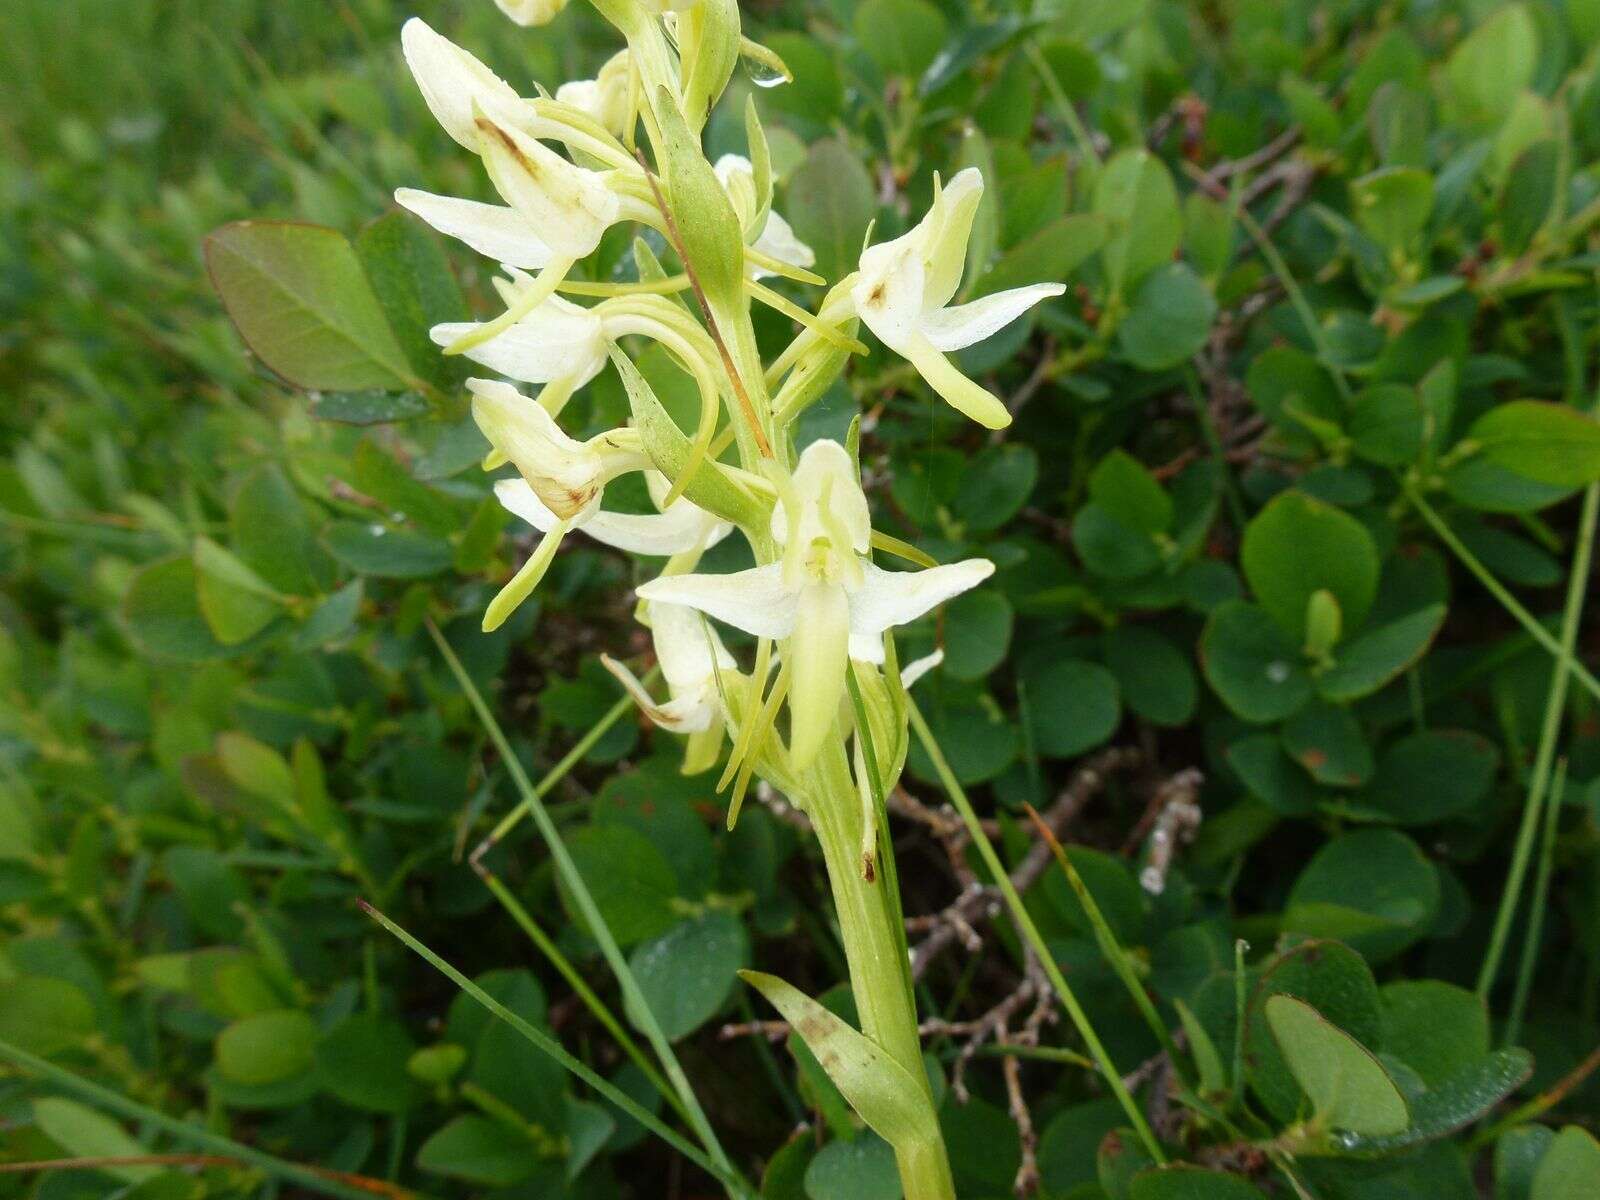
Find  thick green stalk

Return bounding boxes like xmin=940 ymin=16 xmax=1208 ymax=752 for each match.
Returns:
xmin=804 ymin=747 xmax=956 ymax=1200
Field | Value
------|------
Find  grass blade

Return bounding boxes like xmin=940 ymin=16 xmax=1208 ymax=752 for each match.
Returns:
xmin=0 ymin=1038 xmax=414 ymax=1200
xmin=422 ymin=621 xmax=748 ymax=1197
xmin=905 ymin=696 xmax=1165 ymax=1164
xmin=1470 ymin=479 xmax=1600 ymax=997
xmin=360 ymin=902 xmax=742 ymax=1190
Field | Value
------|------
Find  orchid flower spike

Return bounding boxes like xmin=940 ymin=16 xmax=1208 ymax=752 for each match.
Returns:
xmin=713 ymin=154 xmax=816 ymax=278
xmin=433 ymin=288 xmax=607 ymax=417
xmin=851 ymin=167 xmax=1065 ymax=430
xmin=470 ymin=378 xmax=650 ymax=631
xmin=636 ymin=440 xmax=993 ymax=768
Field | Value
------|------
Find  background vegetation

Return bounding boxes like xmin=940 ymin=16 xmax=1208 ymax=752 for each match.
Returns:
xmin=5 ymin=0 xmax=1600 ymax=1197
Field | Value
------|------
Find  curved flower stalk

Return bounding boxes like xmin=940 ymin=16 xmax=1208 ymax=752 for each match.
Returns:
xmin=852 ymin=167 xmax=1065 ymax=430
xmin=392 ymin=6 xmax=1072 ymax=1197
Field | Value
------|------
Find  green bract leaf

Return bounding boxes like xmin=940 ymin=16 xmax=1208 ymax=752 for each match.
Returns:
xmin=740 ymin=971 xmax=941 ymax=1154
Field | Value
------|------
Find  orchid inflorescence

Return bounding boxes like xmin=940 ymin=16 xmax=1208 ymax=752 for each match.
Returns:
xmin=400 ymin=7 xmax=1061 ymax=1189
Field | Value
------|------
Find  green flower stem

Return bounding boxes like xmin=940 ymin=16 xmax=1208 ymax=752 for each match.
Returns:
xmin=906 ymin=697 xmax=1166 ymax=1165
xmin=805 ymin=746 xmax=956 ymax=1200
xmin=1472 ymin=479 xmax=1600 ymax=999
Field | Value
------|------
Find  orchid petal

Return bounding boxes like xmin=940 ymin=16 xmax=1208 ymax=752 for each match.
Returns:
xmin=920 ymin=167 xmax=985 ymax=310
xmin=483 ymin=523 xmax=568 ymax=631
xmin=788 ymin=581 xmax=851 ymax=769
xmin=920 ymin=283 xmax=1066 ymax=352
xmin=394 ymin=190 xmax=552 ymax=270
xmin=401 ymin=19 xmax=525 ymax=150
xmin=581 ymin=503 xmax=732 ymax=556
xmin=851 ymin=238 xmax=926 ymax=353
xmin=900 ymin=335 xmax=1012 ymax=430
xmin=431 ymin=295 xmax=606 ymax=385
xmin=900 ymin=649 xmax=944 ymax=688
xmin=753 ymin=209 xmax=816 ymax=273
xmin=772 ymin=440 xmax=871 ymax=554
xmin=648 ymin=602 xmax=735 ymax=693
xmin=636 ymin=563 xmax=798 ymax=641
xmin=849 ymin=559 xmax=995 ymax=641
xmin=474 ymin=94 xmax=619 ymax=259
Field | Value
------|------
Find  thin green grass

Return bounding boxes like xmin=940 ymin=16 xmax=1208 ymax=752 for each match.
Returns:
xmin=906 ymin=696 xmax=1166 ymax=1165
xmin=422 ymin=620 xmax=750 ymax=1198
xmin=0 ymin=1037 xmax=417 ymax=1200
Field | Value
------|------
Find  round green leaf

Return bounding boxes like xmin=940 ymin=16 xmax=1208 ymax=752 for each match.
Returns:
xmin=1380 ymin=980 xmax=1489 ymax=1087
xmin=627 ymin=912 xmax=749 ymax=1041
xmin=559 ymin=824 xmax=681 ymax=947
xmin=1117 ymin=263 xmax=1217 ymax=372
xmin=941 ymin=590 xmax=1013 ymax=681
xmin=1199 ymin=601 xmax=1312 ymax=723
xmin=804 ymin=1134 xmax=900 ymax=1200
xmin=1104 ymin=625 xmax=1197 ymax=726
xmin=416 ymin=1115 xmax=537 ymax=1186
xmin=1241 ymin=491 xmax=1380 ymax=639
xmin=1025 ymin=659 xmax=1122 ymax=759
xmin=1363 ymin=730 xmax=1498 ymax=825
xmin=1284 ymin=829 xmax=1440 ymax=962
xmin=216 ymin=1009 xmax=318 ymax=1086
xmin=316 ymin=1013 xmax=418 ymax=1113
xmin=1130 ymin=1165 xmax=1268 ymax=1199
xmin=1265 ymin=995 xmax=1410 ymax=1136
xmin=1467 ymin=400 xmax=1600 ymax=489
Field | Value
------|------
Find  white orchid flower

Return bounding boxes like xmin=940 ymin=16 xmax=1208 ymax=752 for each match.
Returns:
xmin=850 ymin=167 xmax=1064 ymax=431
xmin=602 ymin=601 xmax=736 ymax=753
xmin=495 ymin=0 xmax=568 ymax=26
xmin=494 ymin=470 xmax=733 ymax=558
xmin=399 ymin=20 xmax=653 ymax=355
xmin=555 ymin=51 xmax=634 ymax=139
xmin=636 ymin=440 xmax=993 ymax=767
xmin=470 ymin=378 xmax=650 ymax=631
xmin=713 ymin=154 xmax=816 ymax=278
xmin=433 ymin=290 xmax=608 ymax=417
